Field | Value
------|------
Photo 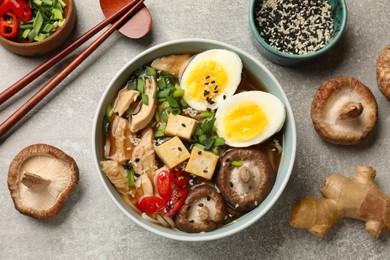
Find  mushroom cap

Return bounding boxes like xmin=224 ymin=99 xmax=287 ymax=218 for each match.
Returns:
xmin=311 ymin=76 xmax=378 ymax=145
xmin=175 ymin=185 xmax=226 ymax=233
xmin=376 ymin=45 xmax=390 ymax=100
xmin=8 ymin=144 xmax=79 ymax=219
xmin=216 ymin=148 xmax=275 ymax=212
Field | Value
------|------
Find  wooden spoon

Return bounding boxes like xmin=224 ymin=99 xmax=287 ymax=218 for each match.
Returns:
xmin=100 ymin=0 xmax=152 ymax=39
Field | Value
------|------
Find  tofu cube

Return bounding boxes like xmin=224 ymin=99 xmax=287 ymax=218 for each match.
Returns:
xmin=164 ymin=114 xmax=198 ymax=141
xmin=155 ymin=136 xmax=190 ymax=169
xmin=185 ymin=146 xmax=219 ymax=180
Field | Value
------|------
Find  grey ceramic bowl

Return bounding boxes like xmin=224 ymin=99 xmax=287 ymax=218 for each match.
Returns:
xmin=92 ymin=39 xmax=297 ymax=241
xmin=249 ymin=0 xmax=347 ymax=66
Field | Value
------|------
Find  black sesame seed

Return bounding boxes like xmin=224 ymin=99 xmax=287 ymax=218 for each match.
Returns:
xmin=203 ymin=169 xmax=208 ymax=173
xmin=198 ymin=203 xmax=204 ymax=207
xmin=211 ymin=80 xmax=215 ymax=84
xmin=206 ymin=196 xmax=211 ymax=201
xmin=189 ymin=220 xmax=194 ymax=223
xmin=187 ymin=206 xmax=191 ymax=210
xmin=181 ymin=123 xmax=186 ymax=127
xmin=230 ymin=182 xmax=233 ymax=187
xmin=206 ymin=75 xmax=210 ymax=79
xmin=135 ymin=158 xmax=140 ymax=163
xmin=198 ymin=151 xmax=202 ymax=155
xmin=178 ymin=147 xmax=182 ymax=151
xmin=223 ymin=95 xmax=226 ymax=100
xmin=207 ymin=108 xmax=211 ymax=112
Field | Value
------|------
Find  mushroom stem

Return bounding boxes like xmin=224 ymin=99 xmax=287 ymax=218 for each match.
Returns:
xmin=338 ymin=102 xmax=364 ymax=120
xmin=239 ymin=166 xmax=252 ymax=183
xmin=21 ymin=171 xmax=51 ymax=192
xmin=198 ymin=206 xmax=210 ymax=220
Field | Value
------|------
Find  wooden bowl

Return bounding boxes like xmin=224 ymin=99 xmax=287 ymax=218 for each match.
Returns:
xmin=0 ymin=0 xmax=76 ymax=56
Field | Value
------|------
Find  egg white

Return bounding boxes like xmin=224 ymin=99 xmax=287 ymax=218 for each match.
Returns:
xmin=215 ymin=91 xmax=286 ymax=147
xmin=180 ymin=49 xmax=243 ymax=111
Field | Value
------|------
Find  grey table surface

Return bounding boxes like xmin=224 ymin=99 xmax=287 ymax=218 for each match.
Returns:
xmin=1 ymin=0 xmax=389 ymax=259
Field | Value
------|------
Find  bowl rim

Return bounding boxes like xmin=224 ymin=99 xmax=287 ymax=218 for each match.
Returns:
xmin=0 ymin=0 xmax=75 ymax=47
xmin=92 ymin=38 xmax=297 ymax=241
xmin=249 ymin=0 xmax=348 ymax=59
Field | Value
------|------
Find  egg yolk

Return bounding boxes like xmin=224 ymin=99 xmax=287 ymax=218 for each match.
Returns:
xmin=223 ymin=102 xmax=268 ymax=142
xmin=184 ymin=60 xmax=228 ymax=102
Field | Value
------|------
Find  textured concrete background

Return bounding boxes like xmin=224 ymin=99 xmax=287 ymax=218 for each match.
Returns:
xmin=1 ymin=0 xmax=389 ymax=259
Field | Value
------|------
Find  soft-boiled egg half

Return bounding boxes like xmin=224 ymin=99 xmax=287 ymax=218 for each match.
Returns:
xmin=215 ymin=91 xmax=286 ymax=147
xmin=180 ymin=49 xmax=243 ymax=111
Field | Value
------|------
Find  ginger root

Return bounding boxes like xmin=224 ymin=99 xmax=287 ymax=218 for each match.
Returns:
xmin=290 ymin=166 xmax=390 ymax=238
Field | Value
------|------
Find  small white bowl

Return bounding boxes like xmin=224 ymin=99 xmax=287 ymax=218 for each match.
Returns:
xmin=92 ymin=39 xmax=297 ymax=241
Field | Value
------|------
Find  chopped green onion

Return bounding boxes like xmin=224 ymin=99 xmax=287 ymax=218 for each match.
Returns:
xmin=155 ymin=130 xmax=165 ymax=137
xmin=214 ymin=137 xmax=225 ymax=147
xmin=161 ymin=101 xmax=170 ymax=110
xmin=157 ymin=123 xmax=166 ymax=132
xmin=158 ymin=88 xmax=171 ymax=99
xmin=34 ymin=33 xmax=49 ymax=41
xmin=166 ymin=96 xmax=179 ymax=108
xmin=51 ymin=8 xmax=63 ymax=20
xmin=200 ymin=118 xmax=215 ymax=133
xmin=126 ymin=169 xmax=135 ymax=188
xmin=198 ymin=134 xmax=207 ymax=143
xmin=59 ymin=0 xmax=66 ymax=8
xmin=141 ymin=93 xmax=149 ymax=105
xmin=161 ymin=111 xmax=169 ymax=123
xmin=33 ymin=11 xmax=44 ymax=34
xmin=194 ymin=143 xmax=205 ymax=150
xmin=42 ymin=23 xmax=53 ymax=33
xmin=180 ymin=97 xmax=188 ymax=107
xmin=200 ymin=111 xmax=214 ymax=119
xmin=154 ymin=112 xmax=160 ymax=122
xmin=125 ymin=107 xmax=134 ymax=117
xmin=103 ymin=115 xmax=110 ymax=136
xmin=19 ymin=23 xmax=34 ymax=30
xmin=28 ymin=29 xmax=36 ymax=42
xmin=172 ymin=89 xmax=185 ymax=98
xmin=137 ymin=77 xmax=145 ymax=92
xmin=231 ymin=161 xmax=244 ymax=167
xmin=106 ymin=104 xmax=114 ymax=118
xmin=146 ymin=66 xmax=157 ymax=77
xmin=212 ymin=147 xmax=221 ymax=155
xmin=21 ymin=29 xmax=31 ymax=39
xmin=157 ymin=77 xmax=166 ymax=89
xmin=42 ymin=0 xmax=53 ymax=6
xmin=127 ymin=78 xmax=137 ymax=90
xmin=33 ymin=0 xmax=43 ymax=5
xmin=202 ymin=137 xmax=214 ymax=150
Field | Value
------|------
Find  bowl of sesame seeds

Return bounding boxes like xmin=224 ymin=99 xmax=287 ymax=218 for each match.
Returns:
xmin=249 ymin=0 xmax=347 ymax=66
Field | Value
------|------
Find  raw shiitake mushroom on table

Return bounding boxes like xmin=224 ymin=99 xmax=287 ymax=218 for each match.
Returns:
xmin=8 ymin=144 xmax=79 ymax=219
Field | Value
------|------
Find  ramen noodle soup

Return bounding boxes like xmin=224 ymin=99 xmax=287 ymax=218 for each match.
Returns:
xmin=100 ymin=49 xmax=286 ymax=232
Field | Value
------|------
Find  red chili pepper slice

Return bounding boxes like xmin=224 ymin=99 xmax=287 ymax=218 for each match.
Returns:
xmin=136 ymin=196 xmax=166 ymax=213
xmin=0 ymin=12 xmax=19 ymax=39
xmin=165 ymin=188 xmax=188 ymax=216
xmin=169 ymin=168 xmax=189 ymax=187
xmin=0 ymin=0 xmax=11 ymax=18
xmin=156 ymin=170 xmax=171 ymax=201
xmin=7 ymin=0 xmax=32 ymax=22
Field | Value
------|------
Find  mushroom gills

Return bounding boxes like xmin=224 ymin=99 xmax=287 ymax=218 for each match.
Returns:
xmin=18 ymin=155 xmax=72 ymax=211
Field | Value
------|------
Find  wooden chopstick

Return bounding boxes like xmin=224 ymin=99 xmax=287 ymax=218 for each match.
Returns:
xmin=0 ymin=0 xmax=145 ymax=140
xmin=0 ymin=0 xmax=140 ymax=105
